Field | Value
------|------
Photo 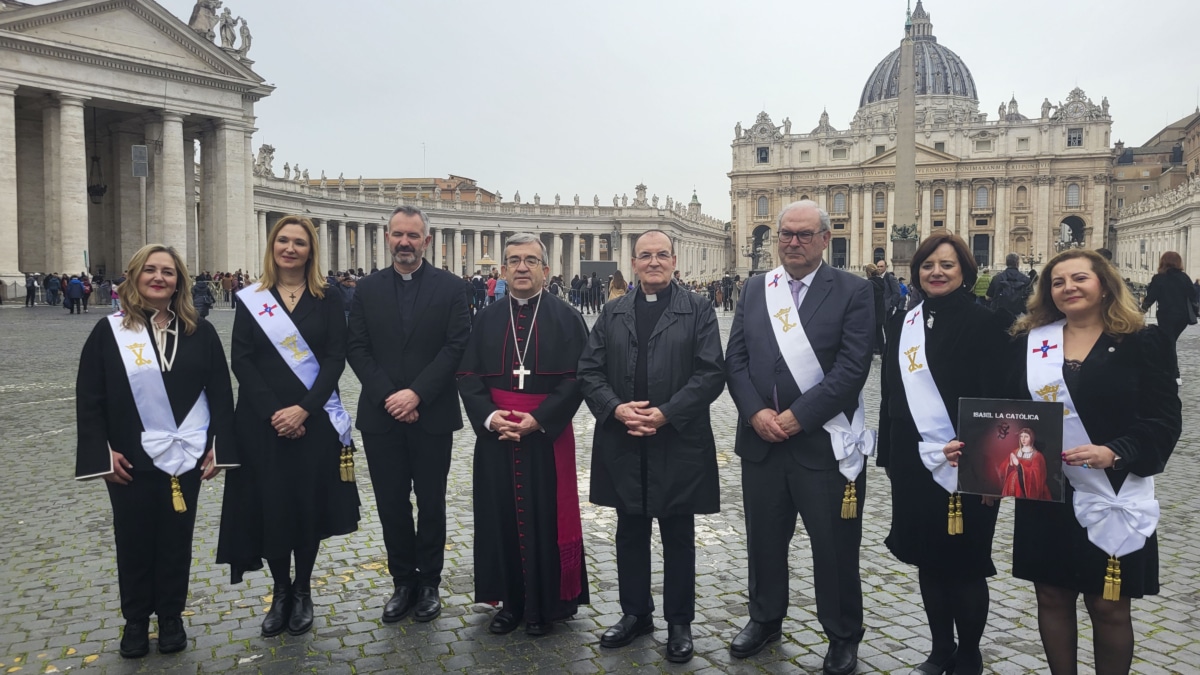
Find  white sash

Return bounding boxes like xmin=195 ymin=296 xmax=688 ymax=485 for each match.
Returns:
xmin=762 ymin=266 xmax=875 ymax=481
xmin=238 ymin=286 xmax=354 ymax=446
xmin=108 ymin=313 xmax=208 ymax=476
xmin=1026 ymin=321 xmax=1158 ymax=558
xmin=897 ymin=302 xmax=958 ymax=494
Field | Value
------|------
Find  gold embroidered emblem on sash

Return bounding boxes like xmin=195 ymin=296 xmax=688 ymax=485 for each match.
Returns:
xmin=773 ymin=307 xmax=797 ymax=333
xmin=126 ymin=343 xmax=153 ymax=367
xmin=904 ymin=345 xmax=924 ymax=372
xmin=280 ymin=334 xmax=310 ymax=362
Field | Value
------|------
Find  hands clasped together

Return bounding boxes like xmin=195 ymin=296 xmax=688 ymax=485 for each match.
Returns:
xmin=614 ymin=401 xmax=668 ymax=437
xmin=749 ymin=409 xmax=802 ymax=443
xmin=384 ymin=389 xmax=421 ymax=424
xmin=488 ymin=410 xmax=542 ymax=442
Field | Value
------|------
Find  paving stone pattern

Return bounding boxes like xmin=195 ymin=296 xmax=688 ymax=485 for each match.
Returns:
xmin=1 ymin=302 xmax=1197 ymax=674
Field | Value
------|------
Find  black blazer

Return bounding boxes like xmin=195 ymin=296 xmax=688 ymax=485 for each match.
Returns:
xmin=726 ymin=263 xmax=875 ymax=467
xmin=347 ymin=263 xmax=472 ymax=435
xmin=75 ymin=314 xmax=237 ymax=478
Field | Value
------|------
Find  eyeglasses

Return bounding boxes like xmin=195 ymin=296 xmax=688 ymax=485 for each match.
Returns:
xmin=635 ymin=251 xmax=674 ymax=262
xmin=777 ymin=229 xmax=824 ymax=244
xmin=505 ymin=256 xmax=543 ymax=268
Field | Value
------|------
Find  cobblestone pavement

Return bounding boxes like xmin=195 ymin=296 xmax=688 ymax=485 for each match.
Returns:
xmin=1 ymin=301 xmax=1198 ymax=674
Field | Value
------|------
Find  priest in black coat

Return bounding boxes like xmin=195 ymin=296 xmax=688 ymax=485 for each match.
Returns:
xmin=457 ymin=233 xmax=590 ymax=637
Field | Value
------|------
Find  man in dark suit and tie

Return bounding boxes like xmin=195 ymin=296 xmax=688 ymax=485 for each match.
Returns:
xmin=725 ymin=200 xmax=875 ymax=675
xmin=347 ymin=205 xmax=472 ymax=624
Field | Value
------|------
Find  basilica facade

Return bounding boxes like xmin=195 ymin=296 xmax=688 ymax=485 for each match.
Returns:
xmin=729 ymin=1 xmax=1114 ymax=276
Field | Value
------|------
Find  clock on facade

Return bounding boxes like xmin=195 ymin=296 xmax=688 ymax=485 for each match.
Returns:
xmin=1066 ymin=101 xmax=1087 ymax=119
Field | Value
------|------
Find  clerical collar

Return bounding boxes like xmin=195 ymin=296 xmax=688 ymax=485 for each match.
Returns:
xmin=639 ymin=283 xmax=672 ymax=303
xmin=511 ymin=291 xmax=541 ymax=307
xmin=395 ymin=260 xmax=424 ymax=281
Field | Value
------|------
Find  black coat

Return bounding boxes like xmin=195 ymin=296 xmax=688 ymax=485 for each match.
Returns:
xmin=999 ymin=326 xmax=1180 ymax=596
xmin=347 ymin=263 xmax=472 ymax=435
xmin=1142 ymin=267 xmax=1195 ymax=328
xmin=75 ymin=313 xmax=237 ymax=478
xmin=578 ymin=282 xmax=726 ymax=516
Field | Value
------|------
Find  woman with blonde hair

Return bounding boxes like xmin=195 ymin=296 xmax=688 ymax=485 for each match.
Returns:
xmin=997 ymin=249 xmax=1180 ymax=674
xmin=217 ymin=215 xmax=360 ymax=638
xmin=609 ymin=269 xmax=628 ymax=299
xmin=75 ymin=244 xmax=237 ymax=658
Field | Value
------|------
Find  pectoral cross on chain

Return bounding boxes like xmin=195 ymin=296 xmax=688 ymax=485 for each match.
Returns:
xmin=513 ymin=365 xmax=531 ymax=390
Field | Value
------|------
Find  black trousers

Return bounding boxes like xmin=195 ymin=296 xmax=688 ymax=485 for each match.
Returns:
xmin=106 ymin=468 xmax=202 ymax=621
xmin=362 ymin=425 xmax=453 ymax=588
xmin=25 ymin=288 xmax=36 ymax=306
xmin=615 ymin=512 xmax=695 ymax=624
xmin=742 ymin=451 xmax=866 ymax=642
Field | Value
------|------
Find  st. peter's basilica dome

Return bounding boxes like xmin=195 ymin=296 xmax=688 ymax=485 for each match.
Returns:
xmin=857 ymin=1 xmax=977 ymax=109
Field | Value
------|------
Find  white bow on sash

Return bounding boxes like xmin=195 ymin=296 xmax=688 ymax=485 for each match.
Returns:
xmin=762 ymin=266 xmax=876 ymax=483
xmin=897 ymin=303 xmax=959 ymax=494
xmin=1026 ymin=321 xmax=1158 ymax=560
xmin=238 ymin=286 xmax=354 ymax=446
xmin=109 ymin=313 xmax=209 ymax=478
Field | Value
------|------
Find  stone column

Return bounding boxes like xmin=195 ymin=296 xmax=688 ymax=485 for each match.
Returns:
xmin=430 ymin=227 xmax=441 ymax=269
xmin=849 ymin=186 xmax=863 ymax=269
xmin=1035 ymin=177 xmax=1051 ymax=261
xmin=945 ymin=181 xmax=958 ymax=236
xmin=351 ymin=223 xmax=362 ymax=271
xmin=256 ymin=210 xmax=267 ymax=271
xmin=183 ymin=135 xmax=198 ymax=271
xmin=588 ymin=233 xmax=600 ymax=261
xmin=919 ymin=181 xmax=933 ymax=240
xmin=42 ymin=100 xmax=61 ymax=272
xmin=212 ymin=120 xmax=248 ymax=274
xmin=493 ymin=231 xmax=502 ymax=264
xmin=885 ymin=183 xmax=896 ymax=262
xmin=378 ymin=225 xmax=389 ymax=270
xmin=314 ymin=218 xmax=330 ymax=274
xmin=57 ymin=94 xmax=89 ymax=274
xmin=547 ymin=230 xmax=560 ymax=277
xmin=156 ymin=112 xmax=187 ymax=257
xmin=243 ymin=129 xmax=256 ymax=273
xmin=995 ymin=179 xmax=1009 ymax=263
xmin=0 ymin=82 xmax=19 ymax=289
xmin=448 ymin=229 xmax=461 ymax=275
xmin=472 ymin=230 xmax=482 ymax=271
xmin=960 ymin=181 xmax=972 ymax=239
xmin=336 ymin=221 xmax=348 ymax=272
xmin=198 ymin=126 xmax=215 ymax=271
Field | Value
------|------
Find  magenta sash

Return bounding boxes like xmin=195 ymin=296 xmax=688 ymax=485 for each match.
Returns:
xmin=489 ymin=388 xmax=583 ymax=600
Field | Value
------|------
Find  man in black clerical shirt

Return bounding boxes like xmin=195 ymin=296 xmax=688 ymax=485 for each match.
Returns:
xmin=457 ymin=233 xmax=590 ymax=637
xmin=347 ymin=206 xmax=471 ymax=625
xmin=578 ymin=230 xmax=726 ymax=665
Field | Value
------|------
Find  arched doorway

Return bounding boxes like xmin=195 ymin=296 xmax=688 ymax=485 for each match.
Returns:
xmin=749 ymin=224 xmax=771 ymax=272
xmin=1059 ymin=216 xmax=1086 ymax=245
xmin=873 ymin=247 xmax=886 ymax=264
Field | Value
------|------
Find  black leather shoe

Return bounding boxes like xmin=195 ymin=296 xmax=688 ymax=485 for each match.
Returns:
xmin=730 ymin=619 xmax=781 ymax=659
xmin=599 ymin=613 xmax=654 ymax=648
xmin=911 ymin=647 xmax=956 ymax=675
xmin=823 ymin=638 xmax=860 ymax=675
xmin=666 ymin=623 xmax=693 ymax=663
xmin=287 ymin=584 xmax=314 ymax=635
xmin=950 ymin=647 xmax=981 ymax=675
xmin=525 ymin=620 xmax=552 ymax=637
xmin=413 ymin=586 xmax=441 ymax=622
xmin=157 ymin=616 xmax=187 ymax=654
xmin=119 ymin=620 xmax=149 ymax=658
xmin=488 ymin=608 xmax=521 ymax=635
xmin=261 ymin=583 xmax=292 ymax=637
xmin=382 ymin=585 xmax=415 ymax=623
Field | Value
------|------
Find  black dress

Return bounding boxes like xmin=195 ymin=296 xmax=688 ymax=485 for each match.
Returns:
xmin=217 ymin=288 xmax=360 ymax=583
xmin=1000 ymin=327 xmax=1180 ymax=597
xmin=878 ymin=288 xmax=1010 ymax=579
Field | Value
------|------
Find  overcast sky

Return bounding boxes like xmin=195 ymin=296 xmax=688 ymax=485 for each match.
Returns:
xmin=149 ymin=0 xmax=1200 ymax=220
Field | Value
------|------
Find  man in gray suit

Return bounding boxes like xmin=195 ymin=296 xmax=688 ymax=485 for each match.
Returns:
xmin=726 ymin=200 xmax=875 ymax=675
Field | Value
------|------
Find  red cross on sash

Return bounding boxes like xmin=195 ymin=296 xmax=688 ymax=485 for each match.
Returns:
xmin=1032 ymin=339 xmax=1058 ymax=358
xmin=768 ymin=273 xmax=782 ymax=287
xmin=906 ymin=310 xmax=921 ymax=325
xmin=259 ymin=303 xmax=277 ymax=317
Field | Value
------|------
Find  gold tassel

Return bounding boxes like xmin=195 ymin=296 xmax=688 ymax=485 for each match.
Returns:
xmin=340 ymin=446 xmax=356 ymax=483
xmin=947 ymin=494 xmax=957 ymax=535
xmin=170 ymin=475 xmax=186 ymax=513
xmin=840 ymin=482 xmax=858 ymax=519
xmin=1103 ymin=556 xmax=1122 ymax=601
xmin=954 ymin=494 xmax=964 ymax=535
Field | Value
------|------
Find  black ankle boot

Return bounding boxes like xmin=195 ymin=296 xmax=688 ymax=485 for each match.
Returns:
xmin=288 ymin=579 xmax=314 ymax=635
xmin=262 ymin=582 xmax=292 ymax=637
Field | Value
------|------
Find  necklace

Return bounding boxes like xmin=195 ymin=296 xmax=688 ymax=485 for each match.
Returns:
xmin=507 ymin=293 xmax=542 ymax=390
xmin=277 ymin=281 xmax=305 ymax=301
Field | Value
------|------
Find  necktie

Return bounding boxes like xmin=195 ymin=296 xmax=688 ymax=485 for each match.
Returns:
xmin=790 ymin=279 xmax=804 ymax=311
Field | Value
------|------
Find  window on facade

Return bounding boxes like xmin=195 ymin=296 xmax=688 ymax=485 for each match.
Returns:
xmin=832 ymin=148 xmax=848 ymax=160
xmin=800 ymin=150 xmax=811 ymax=162
xmin=1142 ymin=185 xmax=1151 ymax=191
xmin=1067 ymin=128 xmax=1083 ymax=147
xmin=757 ymin=147 xmax=769 ymax=163
xmin=873 ymin=247 xmax=886 ymax=262
xmin=800 ymin=194 xmax=810 ymax=201
xmin=875 ymin=192 xmax=886 ymax=213
xmin=1017 ymin=137 xmax=1030 ymax=151
xmin=933 ymin=190 xmax=945 ymax=211
xmin=1066 ymin=183 xmax=1081 ymax=207
xmin=972 ymin=234 xmax=990 ymax=267
xmin=833 ymin=192 xmax=847 ymax=213
xmin=1117 ymin=198 xmax=1124 ymax=208
xmin=875 ymin=145 xmax=886 ymax=156
xmin=1016 ymin=185 xmax=1028 ymax=206
xmin=833 ymin=222 xmax=845 ymax=230
xmin=874 ymin=221 xmax=885 ymax=229
xmin=933 ymin=220 xmax=944 ymax=228
xmin=975 ymin=186 xmax=989 ymax=208
xmin=757 ymin=196 xmax=769 ymax=217
xmin=975 ymin=139 xmax=993 ymax=152
xmin=831 ymin=239 xmax=848 ymax=269
xmin=975 ymin=219 xmax=989 ymax=227
xmin=934 ymin=142 xmax=946 ymax=153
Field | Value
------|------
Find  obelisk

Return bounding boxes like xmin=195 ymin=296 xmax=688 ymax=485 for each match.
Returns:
xmin=891 ymin=6 xmax=918 ymax=267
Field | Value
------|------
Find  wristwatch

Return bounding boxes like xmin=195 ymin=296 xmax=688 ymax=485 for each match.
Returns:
xmin=1110 ymin=451 xmax=1123 ymax=470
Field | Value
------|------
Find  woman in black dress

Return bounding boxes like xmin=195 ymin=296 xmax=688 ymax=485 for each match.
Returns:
xmin=217 ymin=215 xmax=360 ymax=637
xmin=76 ymin=244 xmax=237 ymax=658
xmin=1001 ymin=249 xmax=1180 ymax=675
xmin=878 ymin=232 xmax=1009 ymax=675
xmin=1140 ymin=251 xmax=1194 ymax=382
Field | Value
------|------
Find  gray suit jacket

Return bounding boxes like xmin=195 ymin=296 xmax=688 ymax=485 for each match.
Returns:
xmin=726 ymin=263 xmax=875 ymax=467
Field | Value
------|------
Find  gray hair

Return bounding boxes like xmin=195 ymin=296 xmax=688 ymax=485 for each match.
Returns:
xmin=389 ymin=205 xmax=430 ymax=235
xmin=504 ymin=232 xmax=548 ymax=263
xmin=777 ymin=200 xmax=831 ymax=232
xmin=634 ymin=229 xmax=675 ymax=254
xmin=1005 ymin=253 xmax=1020 ymax=268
